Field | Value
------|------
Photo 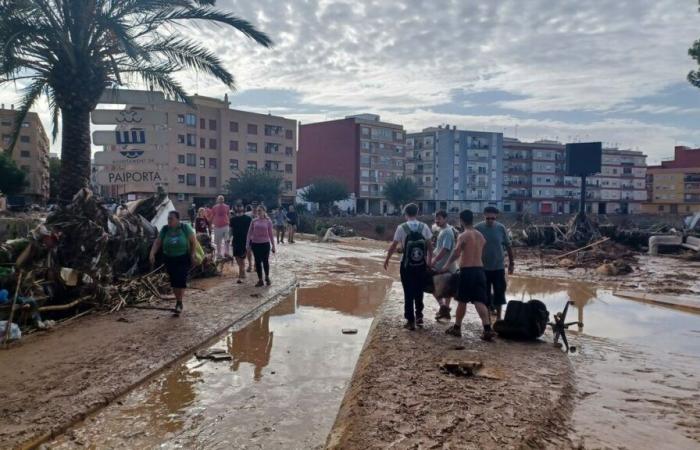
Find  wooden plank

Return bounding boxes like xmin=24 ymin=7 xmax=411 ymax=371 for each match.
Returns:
xmin=92 ymin=129 xmax=168 ymax=146
xmin=91 ymin=109 xmax=167 ymax=126
xmin=554 ymin=237 xmax=610 ymax=259
xmin=93 ymin=149 xmax=169 ymax=166
xmin=99 ymin=89 xmax=165 ymax=106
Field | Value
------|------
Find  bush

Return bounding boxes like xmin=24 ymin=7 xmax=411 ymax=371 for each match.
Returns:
xmin=374 ymin=224 xmax=386 ymax=237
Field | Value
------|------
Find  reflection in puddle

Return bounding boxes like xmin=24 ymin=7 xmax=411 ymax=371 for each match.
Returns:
xmin=49 ymin=279 xmax=391 ymax=449
xmin=508 ymin=276 xmax=700 ymax=448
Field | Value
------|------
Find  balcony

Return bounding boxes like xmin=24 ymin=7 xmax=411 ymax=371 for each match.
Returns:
xmin=507 ymin=191 xmax=532 ymax=198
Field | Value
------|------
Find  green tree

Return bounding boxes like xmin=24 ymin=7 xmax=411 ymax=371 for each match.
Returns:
xmin=0 ymin=152 xmax=27 ymax=196
xmin=226 ymin=169 xmax=283 ymax=208
xmin=49 ymin=157 xmax=61 ymax=202
xmin=383 ymin=176 xmax=420 ymax=212
xmin=301 ymin=177 xmax=349 ymax=215
xmin=0 ymin=0 xmax=272 ymax=203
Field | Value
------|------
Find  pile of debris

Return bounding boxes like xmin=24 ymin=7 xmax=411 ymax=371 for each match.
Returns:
xmin=329 ymin=225 xmax=356 ymax=237
xmin=0 ymin=188 xmax=219 ymax=338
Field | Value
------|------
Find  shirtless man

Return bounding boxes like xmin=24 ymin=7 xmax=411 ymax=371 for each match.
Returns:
xmin=443 ymin=209 xmax=496 ymax=341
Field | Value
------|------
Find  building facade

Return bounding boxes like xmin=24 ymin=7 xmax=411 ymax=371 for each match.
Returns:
xmin=503 ymin=139 xmax=646 ymax=214
xmin=406 ymin=126 xmax=503 ymax=213
xmin=642 ymin=146 xmax=700 ymax=215
xmin=97 ymin=95 xmax=298 ymax=214
xmin=298 ymin=114 xmax=406 ymax=214
xmin=0 ymin=107 xmax=50 ymax=204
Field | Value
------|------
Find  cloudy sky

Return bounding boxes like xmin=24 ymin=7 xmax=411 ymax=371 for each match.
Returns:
xmin=2 ymin=0 xmax=700 ymax=163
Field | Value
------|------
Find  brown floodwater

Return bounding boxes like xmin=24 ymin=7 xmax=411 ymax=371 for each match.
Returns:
xmin=508 ymin=276 xmax=700 ymax=449
xmin=48 ymin=276 xmax=392 ymax=450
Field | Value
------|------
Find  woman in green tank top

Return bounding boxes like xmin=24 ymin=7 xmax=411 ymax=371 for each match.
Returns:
xmin=149 ymin=211 xmax=197 ymax=316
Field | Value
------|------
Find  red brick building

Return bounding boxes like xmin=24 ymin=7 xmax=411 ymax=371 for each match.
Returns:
xmin=298 ymin=114 xmax=406 ymax=214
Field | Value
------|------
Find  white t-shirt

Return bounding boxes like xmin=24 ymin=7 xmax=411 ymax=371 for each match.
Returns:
xmin=393 ymin=220 xmax=433 ymax=244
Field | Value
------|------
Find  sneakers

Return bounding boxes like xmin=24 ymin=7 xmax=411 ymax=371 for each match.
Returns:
xmin=435 ymin=305 xmax=451 ymax=321
xmin=265 ymin=278 xmax=271 ymax=286
xmin=445 ymin=325 xmax=462 ymax=337
xmin=416 ymin=317 xmax=424 ymax=328
xmin=255 ymin=280 xmax=264 ymax=287
xmin=481 ymin=329 xmax=496 ymax=342
xmin=403 ymin=321 xmax=416 ymax=331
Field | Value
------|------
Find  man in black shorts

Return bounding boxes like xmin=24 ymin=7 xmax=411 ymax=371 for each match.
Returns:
xmin=230 ymin=204 xmax=252 ymax=283
xmin=442 ymin=209 xmax=495 ymax=341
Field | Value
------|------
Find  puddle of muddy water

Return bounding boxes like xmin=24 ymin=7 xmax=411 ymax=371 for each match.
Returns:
xmin=49 ymin=279 xmax=391 ymax=450
xmin=508 ymin=276 xmax=700 ymax=449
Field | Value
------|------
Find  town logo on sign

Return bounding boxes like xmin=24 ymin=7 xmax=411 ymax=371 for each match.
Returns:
xmin=114 ymin=110 xmax=144 ymax=124
xmin=119 ymin=150 xmax=145 ymax=159
xmin=115 ymin=130 xmax=146 ymax=145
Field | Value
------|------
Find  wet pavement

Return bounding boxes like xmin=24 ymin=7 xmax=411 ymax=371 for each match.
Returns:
xmin=508 ymin=276 xmax=700 ymax=449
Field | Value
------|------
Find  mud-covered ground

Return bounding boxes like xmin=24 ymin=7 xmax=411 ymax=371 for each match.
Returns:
xmin=327 ymin=284 xmax=575 ymax=450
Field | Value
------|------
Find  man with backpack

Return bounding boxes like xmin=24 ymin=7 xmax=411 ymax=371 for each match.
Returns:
xmin=384 ymin=203 xmax=433 ymax=331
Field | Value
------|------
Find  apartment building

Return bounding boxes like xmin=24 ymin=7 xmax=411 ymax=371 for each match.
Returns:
xmin=298 ymin=114 xmax=406 ymax=214
xmin=405 ymin=126 xmax=503 ymax=213
xmin=503 ymin=139 xmax=647 ymax=214
xmin=642 ymin=146 xmax=700 ymax=214
xmin=98 ymin=95 xmax=298 ymax=214
xmin=0 ymin=107 xmax=50 ymax=204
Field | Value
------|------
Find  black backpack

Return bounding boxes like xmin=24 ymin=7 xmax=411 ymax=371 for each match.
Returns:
xmin=493 ymin=300 xmax=549 ymax=340
xmin=401 ymin=223 xmax=427 ymax=270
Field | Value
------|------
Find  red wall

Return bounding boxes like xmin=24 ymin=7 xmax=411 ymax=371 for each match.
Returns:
xmin=298 ymin=119 xmax=359 ymax=193
xmin=660 ymin=146 xmax=700 ymax=168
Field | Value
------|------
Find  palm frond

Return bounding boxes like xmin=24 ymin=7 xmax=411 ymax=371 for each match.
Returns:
xmin=123 ymin=63 xmax=192 ymax=105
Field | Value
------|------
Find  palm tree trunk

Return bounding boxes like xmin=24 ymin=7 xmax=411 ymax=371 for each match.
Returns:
xmin=58 ymin=106 xmax=92 ymax=204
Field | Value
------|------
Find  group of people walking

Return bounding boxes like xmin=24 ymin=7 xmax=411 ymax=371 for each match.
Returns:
xmin=152 ymin=197 xmax=299 ymax=316
xmin=384 ymin=203 xmax=514 ymax=341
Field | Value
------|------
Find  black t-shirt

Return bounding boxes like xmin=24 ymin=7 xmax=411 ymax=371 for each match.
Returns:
xmin=287 ymin=211 xmax=298 ymax=225
xmin=230 ymin=214 xmax=253 ymax=242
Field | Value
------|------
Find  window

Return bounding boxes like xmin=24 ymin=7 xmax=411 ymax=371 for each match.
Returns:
xmin=178 ymin=155 xmax=185 ymax=164
xmin=0 ymin=120 xmax=11 ymax=126
xmin=285 ymin=146 xmax=293 ymax=156
xmin=229 ymin=159 xmax=239 ymax=170
xmin=186 ymin=134 xmax=196 ymax=147
xmin=199 ymin=156 xmax=205 ymax=168
xmin=209 ymin=177 xmax=217 ymax=187
xmin=209 ymin=138 xmax=217 ymax=150
xmin=285 ymin=164 xmax=293 ymax=173
xmin=186 ymin=113 xmax=196 ymax=126
xmin=264 ymin=124 xmax=282 ymax=136
xmin=247 ymin=142 xmax=258 ymax=153
xmin=178 ymin=174 xmax=185 ymax=184
xmin=265 ymin=143 xmax=279 ymax=154
xmin=178 ymin=134 xmax=185 ymax=144
xmin=229 ymin=121 xmax=239 ymax=132
xmin=200 ymin=176 xmax=205 ymax=187
xmin=200 ymin=137 xmax=205 ymax=149
xmin=186 ymin=154 xmax=196 ymax=166
xmin=20 ymin=150 xmax=30 ymax=157
xmin=209 ymin=158 xmax=217 ymax=169
xmin=361 ymin=141 xmax=370 ymax=150
xmin=247 ymin=124 xmax=258 ymax=135
xmin=658 ymin=205 xmax=664 ymax=212
xmin=285 ymin=129 xmax=293 ymax=139
xmin=177 ymin=193 xmax=186 ymax=201
xmin=177 ymin=114 xmax=185 ymax=124
xmin=284 ymin=181 xmax=293 ymax=191
xmin=247 ymin=161 xmax=257 ymax=169
xmin=623 ymin=167 xmax=632 ymax=175
xmin=200 ymin=118 xmax=205 ymax=129
xmin=186 ymin=173 xmax=196 ymax=186
xmin=209 ymin=119 xmax=217 ymax=130
xmin=361 ymin=127 xmax=370 ymax=137
xmin=229 ymin=140 xmax=239 ymax=151
xmin=21 ymin=122 xmax=29 ymax=128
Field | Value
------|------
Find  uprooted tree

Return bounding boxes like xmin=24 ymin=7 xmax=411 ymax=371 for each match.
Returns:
xmin=301 ymin=177 xmax=349 ymax=215
xmin=0 ymin=0 xmax=272 ymax=203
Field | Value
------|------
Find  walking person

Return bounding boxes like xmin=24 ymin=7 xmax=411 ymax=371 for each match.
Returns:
xmin=188 ymin=203 xmax=197 ymax=224
xmin=244 ymin=205 xmax=254 ymax=272
xmin=443 ymin=210 xmax=496 ymax=341
xmin=273 ymin=207 xmax=288 ymax=244
xmin=430 ymin=210 xmax=458 ymax=321
xmin=230 ymin=204 xmax=252 ymax=284
xmin=384 ymin=203 xmax=433 ymax=330
xmin=247 ymin=205 xmax=276 ymax=287
xmin=475 ymin=206 xmax=514 ymax=320
xmin=194 ymin=207 xmax=211 ymax=235
xmin=149 ymin=211 xmax=197 ymax=316
xmin=211 ymin=195 xmax=231 ymax=259
xmin=286 ymin=205 xmax=298 ymax=244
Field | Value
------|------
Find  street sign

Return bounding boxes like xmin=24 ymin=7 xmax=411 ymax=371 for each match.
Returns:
xmin=95 ymin=166 xmax=168 ymax=185
xmin=93 ymin=149 xmax=169 ymax=166
xmin=91 ymin=109 xmax=167 ymax=126
xmin=99 ymin=89 xmax=165 ymax=106
xmin=93 ymin=129 xmax=168 ymax=146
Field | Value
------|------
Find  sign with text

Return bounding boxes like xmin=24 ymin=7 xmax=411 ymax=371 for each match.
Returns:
xmin=92 ymin=129 xmax=167 ymax=146
xmin=93 ymin=149 xmax=169 ymax=166
xmin=91 ymin=109 xmax=167 ymax=126
xmin=99 ymin=89 xmax=165 ymax=106
xmin=95 ymin=167 xmax=168 ymax=185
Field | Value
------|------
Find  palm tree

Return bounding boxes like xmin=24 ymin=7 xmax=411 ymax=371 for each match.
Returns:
xmin=0 ymin=0 xmax=272 ymax=203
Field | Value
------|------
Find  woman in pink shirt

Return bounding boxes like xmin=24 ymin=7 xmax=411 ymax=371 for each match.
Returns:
xmin=211 ymin=195 xmax=231 ymax=259
xmin=246 ymin=205 xmax=276 ymax=287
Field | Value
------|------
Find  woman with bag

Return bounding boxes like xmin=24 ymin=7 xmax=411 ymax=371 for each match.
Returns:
xmin=149 ymin=211 xmax=198 ymax=316
xmin=246 ymin=205 xmax=276 ymax=287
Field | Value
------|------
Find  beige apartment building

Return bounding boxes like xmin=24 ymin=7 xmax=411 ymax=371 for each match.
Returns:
xmin=0 ymin=107 xmax=50 ymax=204
xmin=98 ymin=94 xmax=297 ymax=214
